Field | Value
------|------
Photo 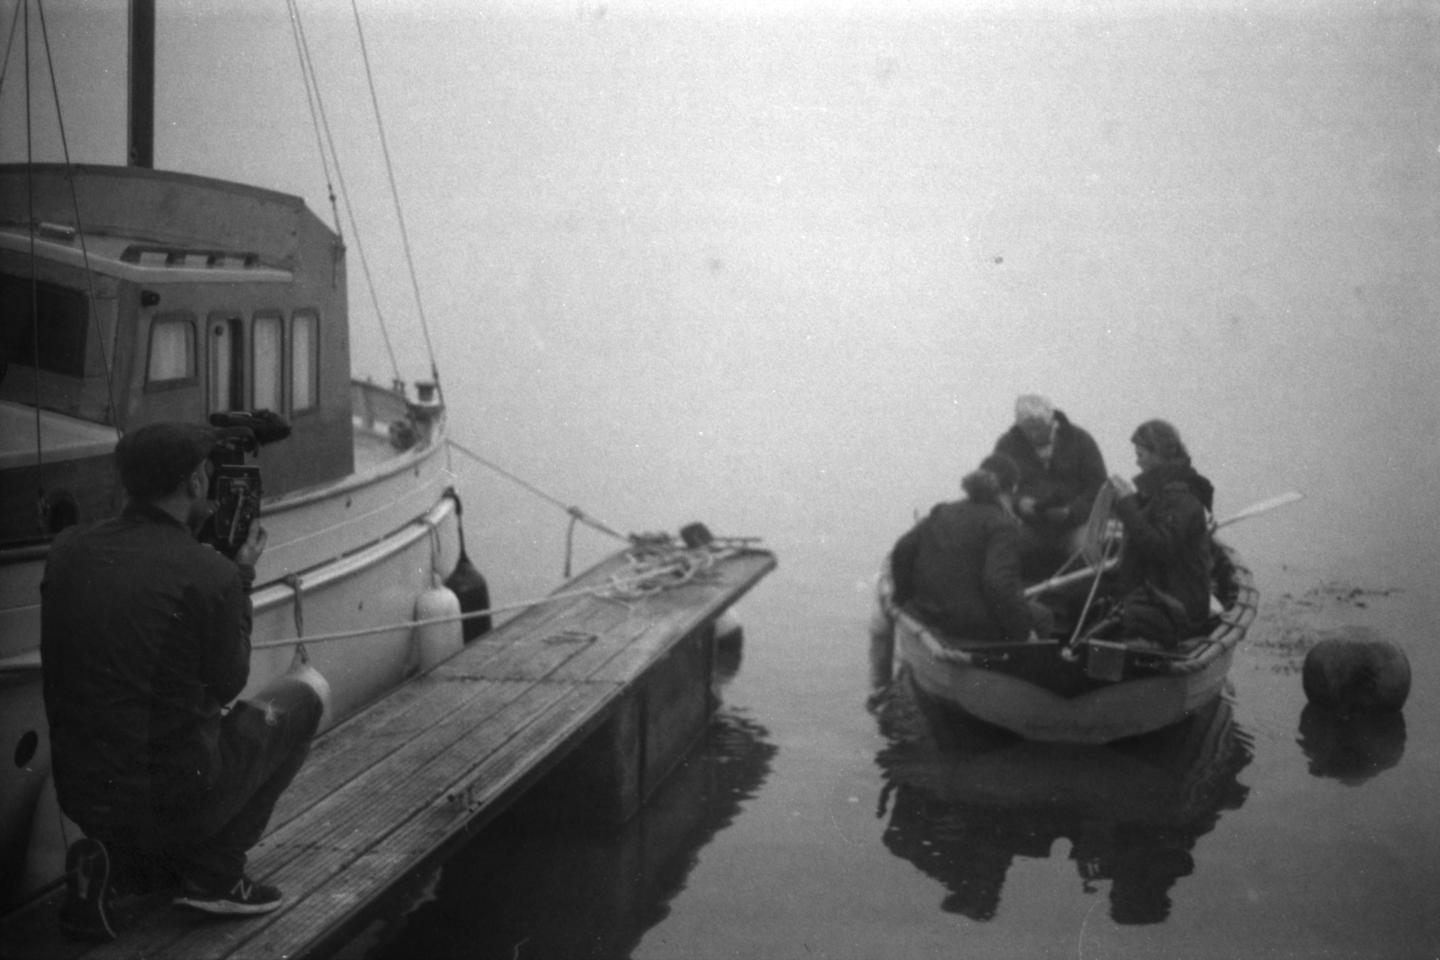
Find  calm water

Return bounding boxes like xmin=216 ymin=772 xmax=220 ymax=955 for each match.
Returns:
xmin=9 ymin=3 xmax=1440 ymax=957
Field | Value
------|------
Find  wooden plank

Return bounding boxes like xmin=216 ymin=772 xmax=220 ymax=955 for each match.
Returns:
xmin=155 ymin=681 xmax=625 ymax=960
xmin=0 ymin=548 xmax=776 ymax=960
xmin=66 ymin=677 xmax=549 ymax=960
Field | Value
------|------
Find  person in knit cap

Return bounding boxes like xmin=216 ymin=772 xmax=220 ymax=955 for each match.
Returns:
xmin=41 ymin=422 xmax=323 ymax=940
xmin=889 ymin=453 xmax=1054 ymax=644
xmin=992 ymin=394 xmax=1108 ymax=581
xmin=1100 ymin=419 xmax=1216 ymax=647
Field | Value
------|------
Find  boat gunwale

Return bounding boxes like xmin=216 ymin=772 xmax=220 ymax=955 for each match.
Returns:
xmin=887 ymin=539 xmax=1258 ymax=681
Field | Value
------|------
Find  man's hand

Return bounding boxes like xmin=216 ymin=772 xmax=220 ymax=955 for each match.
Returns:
xmin=1017 ymin=496 xmax=1037 ymax=518
xmin=235 ymin=524 xmax=268 ymax=568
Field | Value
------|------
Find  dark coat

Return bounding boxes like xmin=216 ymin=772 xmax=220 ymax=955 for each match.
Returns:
xmin=890 ymin=499 xmax=1033 ymax=642
xmin=993 ymin=410 xmax=1107 ymax=534
xmin=1113 ymin=462 xmax=1215 ymax=628
xmin=40 ymin=501 xmax=253 ymax=829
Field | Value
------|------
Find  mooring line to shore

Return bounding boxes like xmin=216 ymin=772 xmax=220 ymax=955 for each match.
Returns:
xmin=447 ymin=438 xmax=631 ymax=543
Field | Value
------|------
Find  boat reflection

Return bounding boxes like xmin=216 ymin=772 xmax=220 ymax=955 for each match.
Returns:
xmin=872 ymin=672 xmax=1254 ymax=925
xmin=1297 ymin=703 xmax=1406 ymax=785
xmin=351 ymin=632 xmax=775 ymax=960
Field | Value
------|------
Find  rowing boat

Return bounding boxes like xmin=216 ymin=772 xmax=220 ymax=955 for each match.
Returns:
xmin=873 ymin=539 xmax=1258 ymax=744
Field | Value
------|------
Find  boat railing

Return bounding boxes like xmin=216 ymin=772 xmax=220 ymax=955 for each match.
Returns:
xmin=350 ymin=378 xmax=445 ymax=452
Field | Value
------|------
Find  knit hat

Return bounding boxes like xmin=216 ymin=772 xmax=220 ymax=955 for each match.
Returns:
xmin=1131 ymin=419 xmax=1189 ymax=464
xmin=1014 ymin=394 xmax=1054 ymax=425
xmin=115 ymin=421 xmax=217 ymax=500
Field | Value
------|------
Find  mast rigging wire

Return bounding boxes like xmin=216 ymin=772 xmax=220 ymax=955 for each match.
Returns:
xmin=284 ymin=0 xmax=402 ymax=388
xmin=348 ymin=0 xmax=442 ymax=397
xmin=13 ymin=2 xmax=122 ymax=440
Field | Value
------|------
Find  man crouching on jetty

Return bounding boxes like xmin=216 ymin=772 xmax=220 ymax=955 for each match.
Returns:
xmin=40 ymin=422 xmax=324 ymax=940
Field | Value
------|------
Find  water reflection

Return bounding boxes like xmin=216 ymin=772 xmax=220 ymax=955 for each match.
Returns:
xmin=1297 ymin=703 xmax=1407 ymax=785
xmin=872 ymin=674 xmax=1253 ymax=925
xmin=358 ymin=634 xmax=775 ymax=960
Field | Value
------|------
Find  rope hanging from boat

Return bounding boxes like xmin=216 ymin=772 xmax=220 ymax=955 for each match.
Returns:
xmin=7 ymin=0 xmax=123 ymax=533
xmin=248 ymin=537 xmax=750 ymax=651
xmin=284 ymin=0 xmax=402 ymax=389
xmin=348 ymin=0 xmax=443 ymax=398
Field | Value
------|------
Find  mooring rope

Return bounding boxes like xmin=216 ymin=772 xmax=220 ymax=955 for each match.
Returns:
xmin=446 ymin=438 xmax=643 ymax=575
xmin=248 ymin=542 xmax=739 ymax=651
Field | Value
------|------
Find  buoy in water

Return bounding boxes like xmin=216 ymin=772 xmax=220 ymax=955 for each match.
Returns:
xmin=1302 ymin=627 xmax=1411 ymax=713
xmin=415 ymin=582 xmax=464 ymax=672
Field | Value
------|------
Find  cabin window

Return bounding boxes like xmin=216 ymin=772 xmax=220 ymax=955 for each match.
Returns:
xmin=145 ymin=314 xmax=196 ymax=389
xmin=208 ymin=314 xmax=244 ymax=413
xmin=253 ymin=313 xmax=284 ymax=412
xmin=292 ymin=310 xmax=318 ymax=412
xmin=0 ymin=275 xmax=89 ymax=377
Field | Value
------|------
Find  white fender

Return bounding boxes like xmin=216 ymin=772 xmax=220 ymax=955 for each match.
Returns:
xmin=284 ymin=644 xmax=334 ymax=721
xmin=414 ymin=583 xmax=463 ymax=672
xmin=713 ymin=608 xmax=743 ymax=644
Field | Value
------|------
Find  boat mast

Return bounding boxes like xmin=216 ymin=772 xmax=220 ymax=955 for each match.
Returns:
xmin=128 ymin=0 xmax=154 ymax=168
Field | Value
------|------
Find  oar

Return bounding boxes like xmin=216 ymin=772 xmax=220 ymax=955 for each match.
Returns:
xmin=1213 ymin=490 xmax=1304 ymax=529
xmin=1023 ymin=490 xmax=1304 ymax=598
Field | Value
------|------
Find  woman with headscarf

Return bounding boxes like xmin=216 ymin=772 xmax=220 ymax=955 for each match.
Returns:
xmin=889 ymin=453 xmax=1053 ymax=644
xmin=1103 ymin=420 xmax=1215 ymax=647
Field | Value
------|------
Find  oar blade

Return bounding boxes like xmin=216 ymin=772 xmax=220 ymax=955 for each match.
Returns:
xmin=1216 ymin=490 xmax=1304 ymax=528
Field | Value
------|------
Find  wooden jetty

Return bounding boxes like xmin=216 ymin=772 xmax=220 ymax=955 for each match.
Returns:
xmin=0 ymin=545 xmax=776 ymax=960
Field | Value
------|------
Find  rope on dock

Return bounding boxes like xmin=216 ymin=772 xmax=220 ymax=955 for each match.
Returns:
xmin=248 ymin=538 xmax=756 ymax=651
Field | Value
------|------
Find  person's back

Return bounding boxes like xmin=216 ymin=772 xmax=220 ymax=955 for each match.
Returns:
xmin=42 ymin=501 xmax=249 ymax=827
xmin=889 ymin=455 xmax=1050 ymax=644
xmin=895 ymin=498 xmax=1032 ymax=642
xmin=40 ymin=421 xmax=324 ymax=942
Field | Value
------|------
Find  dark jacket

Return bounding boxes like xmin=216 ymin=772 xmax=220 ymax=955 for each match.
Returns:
xmin=1113 ymin=463 xmax=1215 ymax=627
xmin=993 ymin=410 xmax=1107 ymax=533
xmin=40 ymin=501 xmax=253 ymax=828
xmin=890 ymin=499 xmax=1032 ymax=642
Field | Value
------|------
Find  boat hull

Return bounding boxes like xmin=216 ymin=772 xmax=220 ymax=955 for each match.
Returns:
xmin=896 ymin=621 xmax=1236 ymax=744
xmin=881 ymin=541 xmax=1257 ymax=745
xmin=0 ymin=399 xmax=466 ymax=911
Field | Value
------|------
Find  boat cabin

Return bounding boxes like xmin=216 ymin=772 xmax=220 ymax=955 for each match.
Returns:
xmin=0 ymin=163 xmax=354 ymax=547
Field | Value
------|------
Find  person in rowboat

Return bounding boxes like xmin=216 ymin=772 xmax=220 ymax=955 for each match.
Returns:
xmin=1095 ymin=419 xmax=1215 ymax=648
xmin=889 ymin=453 xmax=1054 ymax=644
xmin=992 ymin=394 xmax=1108 ymax=582
xmin=40 ymin=422 xmax=324 ymax=940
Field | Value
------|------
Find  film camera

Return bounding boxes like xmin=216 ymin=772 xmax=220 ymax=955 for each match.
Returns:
xmin=196 ymin=410 xmax=291 ymax=558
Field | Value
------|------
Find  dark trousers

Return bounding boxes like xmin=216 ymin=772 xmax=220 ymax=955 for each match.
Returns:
xmin=90 ymin=675 xmax=323 ymax=891
xmin=1017 ymin=522 xmax=1086 ymax=583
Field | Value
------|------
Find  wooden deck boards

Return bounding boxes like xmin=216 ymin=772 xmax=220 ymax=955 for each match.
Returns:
xmin=0 ymin=547 xmax=775 ymax=960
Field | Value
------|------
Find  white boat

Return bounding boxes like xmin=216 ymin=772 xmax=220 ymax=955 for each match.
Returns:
xmin=0 ymin=11 xmax=486 ymax=912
